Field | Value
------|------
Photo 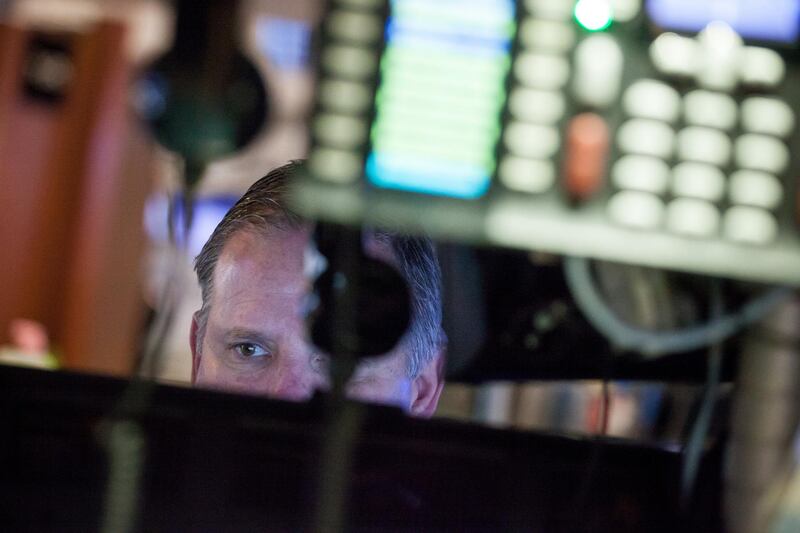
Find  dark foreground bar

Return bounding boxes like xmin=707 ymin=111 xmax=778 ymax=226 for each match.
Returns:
xmin=0 ymin=364 xmax=721 ymax=532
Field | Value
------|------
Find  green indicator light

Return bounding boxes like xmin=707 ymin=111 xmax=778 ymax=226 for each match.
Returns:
xmin=574 ymin=0 xmax=613 ymax=32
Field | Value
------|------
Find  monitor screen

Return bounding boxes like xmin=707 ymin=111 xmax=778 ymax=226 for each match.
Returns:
xmin=646 ymin=0 xmax=800 ymax=43
xmin=365 ymin=0 xmax=516 ymax=199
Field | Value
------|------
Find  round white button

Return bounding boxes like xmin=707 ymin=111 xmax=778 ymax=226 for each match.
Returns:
xmin=319 ymin=80 xmax=372 ymax=114
xmin=499 ymin=156 xmax=555 ymax=193
xmin=314 ymin=113 xmax=368 ymax=149
xmin=608 ymin=191 xmax=665 ymax=229
xmin=728 ymin=170 xmax=783 ymax=210
xmin=515 ymin=52 xmax=570 ymax=89
xmin=735 ymin=134 xmax=790 ymax=175
xmin=677 ymin=127 xmax=732 ymax=167
xmin=671 ymin=162 xmax=726 ymax=202
xmin=504 ymin=122 xmax=560 ymax=159
xmin=573 ymin=34 xmax=624 ymax=108
xmin=741 ymin=97 xmax=795 ymax=139
xmin=724 ymin=206 xmax=778 ymax=245
xmin=740 ymin=46 xmax=785 ymax=88
xmin=683 ymin=90 xmax=737 ymax=131
xmin=612 ymin=155 xmax=670 ymax=194
xmin=667 ymin=198 xmax=720 ymax=238
xmin=650 ymin=33 xmax=698 ymax=78
xmin=623 ymin=79 xmax=681 ymax=123
xmin=509 ymin=89 xmax=565 ymax=125
xmin=518 ymin=19 xmax=575 ymax=52
xmin=618 ymin=119 xmax=675 ymax=159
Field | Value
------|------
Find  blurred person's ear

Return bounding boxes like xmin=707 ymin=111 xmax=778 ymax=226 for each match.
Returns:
xmin=410 ymin=348 xmax=445 ymax=417
xmin=190 ymin=312 xmax=202 ymax=384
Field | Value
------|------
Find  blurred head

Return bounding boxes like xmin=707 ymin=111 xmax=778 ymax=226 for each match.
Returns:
xmin=190 ymin=161 xmax=445 ymax=416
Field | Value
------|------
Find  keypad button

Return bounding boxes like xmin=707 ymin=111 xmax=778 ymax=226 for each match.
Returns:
xmin=650 ymin=32 xmax=698 ymax=78
xmin=612 ymin=155 xmax=670 ymax=194
xmin=319 ymin=80 xmax=372 ymax=114
xmin=515 ymin=52 xmax=570 ymax=89
xmin=499 ymin=156 xmax=555 ymax=193
xmin=518 ymin=19 xmax=575 ymax=52
xmin=623 ymin=79 xmax=681 ymax=123
xmin=740 ymin=46 xmax=785 ymax=89
xmin=741 ymin=97 xmax=795 ymax=139
xmin=310 ymin=148 xmax=362 ymax=183
xmin=327 ymin=11 xmax=383 ymax=43
xmin=322 ymin=45 xmax=378 ymax=79
xmin=735 ymin=134 xmax=790 ymax=175
xmin=724 ymin=206 xmax=778 ymax=244
xmin=314 ymin=113 xmax=368 ymax=148
xmin=612 ymin=0 xmax=642 ymax=22
xmin=504 ymin=122 xmax=559 ymax=159
xmin=683 ymin=90 xmax=737 ymax=131
xmin=729 ymin=169 xmax=783 ymax=210
xmin=573 ymin=34 xmax=624 ymax=108
xmin=617 ymin=119 xmax=674 ymax=159
xmin=671 ymin=162 xmax=725 ymax=202
xmin=508 ymin=88 xmax=565 ymax=125
xmin=695 ymin=22 xmax=743 ymax=91
xmin=608 ymin=191 xmax=665 ymax=229
xmin=677 ymin=127 xmax=731 ymax=167
xmin=666 ymin=198 xmax=720 ymax=238
xmin=524 ymin=0 xmax=574 ymax=20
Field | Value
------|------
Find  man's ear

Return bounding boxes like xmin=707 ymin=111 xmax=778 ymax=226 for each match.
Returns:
xmin=190 ymin=312 xmax=203 ymax=384
xmin=410 ymin=348 xmax=446 ymax=417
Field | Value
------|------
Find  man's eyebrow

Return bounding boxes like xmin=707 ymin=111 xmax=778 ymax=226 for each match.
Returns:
xmin=221 ymin=327 xmax=272 ymax=344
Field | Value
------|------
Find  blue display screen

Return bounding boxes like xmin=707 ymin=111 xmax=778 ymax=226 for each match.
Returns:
xmin=365 ymin=0 xmax=516 ymax=199
xmin=646 ymin=0 xmax=800 ymax=43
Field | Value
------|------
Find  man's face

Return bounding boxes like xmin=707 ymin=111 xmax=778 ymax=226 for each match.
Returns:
xmin=191 ymin=227 xmax=443 ymax=416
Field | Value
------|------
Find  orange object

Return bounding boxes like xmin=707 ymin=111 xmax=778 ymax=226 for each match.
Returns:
xmin=563 ymin=112 xmax=610 ymax=202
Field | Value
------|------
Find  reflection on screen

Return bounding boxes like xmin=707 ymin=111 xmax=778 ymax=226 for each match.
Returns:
xmin=366 ymin=0 xmax=516 ymax=199
xmin=646 ymin=0 xmax=800 ymax=43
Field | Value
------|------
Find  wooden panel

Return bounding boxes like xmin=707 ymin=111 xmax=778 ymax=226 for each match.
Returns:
xmin=0 ymin=22 xmax=155 ymax=375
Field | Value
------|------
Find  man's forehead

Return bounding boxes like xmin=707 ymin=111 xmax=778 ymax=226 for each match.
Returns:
xmin=213 ymin=227 xmax=311 ymax=296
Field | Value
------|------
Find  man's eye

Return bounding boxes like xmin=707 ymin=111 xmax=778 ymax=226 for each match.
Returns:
xmin=232 ymin=343 xmax=270 ymax=358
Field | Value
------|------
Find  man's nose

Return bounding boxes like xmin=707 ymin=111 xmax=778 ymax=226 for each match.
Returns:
xmin=265 ymin=358 xmax=317 ymax=402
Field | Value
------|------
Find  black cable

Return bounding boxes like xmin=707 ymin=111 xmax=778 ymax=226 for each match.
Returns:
xmin=680 ymin=278 xmax=724 ymax=512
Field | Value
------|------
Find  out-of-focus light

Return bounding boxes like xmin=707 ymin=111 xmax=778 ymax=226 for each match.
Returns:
xmin=575 ymin=0 xmax=614 ymax=31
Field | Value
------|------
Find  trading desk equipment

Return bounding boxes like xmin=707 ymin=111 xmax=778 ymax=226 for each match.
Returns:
xmin=294 ymin=0 xmax=800 ymax=285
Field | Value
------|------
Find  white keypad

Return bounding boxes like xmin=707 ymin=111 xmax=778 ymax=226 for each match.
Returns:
xmin=573 ymin=34 xmax=624 ymax=108
xmin=671 ymin=162 xmax=726 ymax=202
xmin=650 ymin=33 xmax=698 ymax=78
xmin=499 ymin=156 xmax=556 ymax=193
xmin=608 ymin=191 xmax=665 ymax=230
xmin=667 ymin=198 xmax=720 ymax=238
xmin=735 ymin=134 xmax=790 ymax=175
xmin=314 ymin=113 xmax=368 ymax=149
xmin=695 ymin=22 xmax=743 ymax=92
xmin=623 ymin=79 xmax=681 ymax=123
xmin=518 ymin=19 xmax=575 ymax=52
xmin=525 ymin=0 xmax=574 ymax=20
xmin=677 ymin=127 xmax=731 ymax=167
xmin=612 ymin=155 xmax=670 ymax=194
xmin=509 ymin=89 xmax=565 ymax=125
xmin=504 ymin=122 xmax=560 ymax=159
xmin=724 ymin=206 xmax=778 ymax=245
xmin=741 ymin=97 xmax=795 ymax=139
xmin=515 ymin=52 xmax=570 ymax=90
xmin=683 ymin=90 xmax=737 ymax=131
xmin=618 ymin=119 xmax=675 ymax=159
xmin=728 ymin=170 xmax=783 ymax=210
xmin=740 ymin=46 xmax=786 ymax=89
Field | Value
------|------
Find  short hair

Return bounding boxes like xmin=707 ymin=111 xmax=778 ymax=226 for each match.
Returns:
xmin=193 ymin=161 xmax=443 ymax=377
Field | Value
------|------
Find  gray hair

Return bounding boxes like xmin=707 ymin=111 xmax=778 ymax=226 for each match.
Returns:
xmin=193 ymin=160 xmax=443 ymax=377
